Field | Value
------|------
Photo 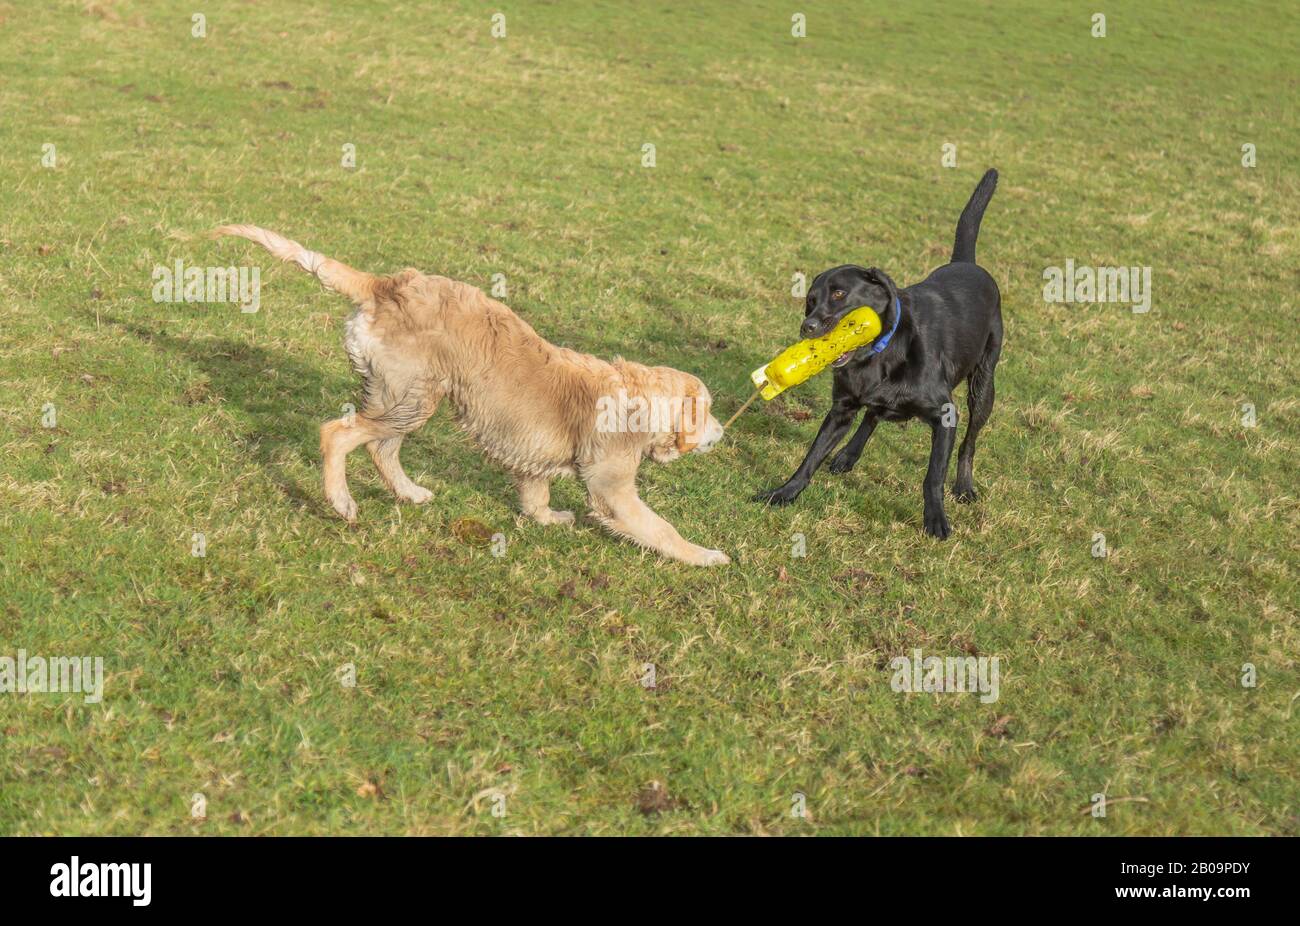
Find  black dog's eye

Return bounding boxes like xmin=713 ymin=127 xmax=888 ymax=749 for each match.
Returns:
xmin=832 ymin=290 xmax=846 ymax=300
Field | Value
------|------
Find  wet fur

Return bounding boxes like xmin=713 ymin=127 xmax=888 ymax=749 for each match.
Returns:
xmin=215 ymin=224 xmax=729 ymax=566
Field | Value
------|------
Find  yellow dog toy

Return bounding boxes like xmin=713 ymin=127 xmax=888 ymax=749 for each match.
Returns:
xmin=724 ymin=306 xmax=884 ymax=428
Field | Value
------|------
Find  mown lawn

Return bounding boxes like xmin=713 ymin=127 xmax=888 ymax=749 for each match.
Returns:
xmin=0 ymin=0 xmax=1296 ymax=834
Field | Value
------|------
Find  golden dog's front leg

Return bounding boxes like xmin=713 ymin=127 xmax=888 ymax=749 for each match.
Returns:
xmin=368 ymin=435 xmax=433 ymax=505
xmin=582 ymin=457 xmax=729 ymax=566
xmin=516 ymin=476 xmax=575 ymax=526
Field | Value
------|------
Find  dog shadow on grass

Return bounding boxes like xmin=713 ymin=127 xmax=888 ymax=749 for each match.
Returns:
xmin=103 ymin=311 xmax=916 ymax=536
xmin=99 ymin=312 xmax=508 ymax=521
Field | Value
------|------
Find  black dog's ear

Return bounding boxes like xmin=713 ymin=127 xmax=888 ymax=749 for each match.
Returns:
xmin=863 ymin=267 xmax=900 ymax=307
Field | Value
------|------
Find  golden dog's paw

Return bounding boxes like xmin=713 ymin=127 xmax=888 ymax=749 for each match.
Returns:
xmin=399 ymin=485 xmax=433 ymax=505
xmin=694 ymin=548 xmax=731 ymax=567
xmin=330 ymin=495 xmax=359 ymax=522
xmin=527 ymin=508 xmax=574 ymax=526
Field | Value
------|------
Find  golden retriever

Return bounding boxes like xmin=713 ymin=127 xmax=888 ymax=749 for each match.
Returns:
xmin=214 ymin=225 xmax=729 ymax=566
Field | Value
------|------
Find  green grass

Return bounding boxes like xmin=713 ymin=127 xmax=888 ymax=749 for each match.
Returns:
xmin=1 ymin=0 xmax=1297 ymax=835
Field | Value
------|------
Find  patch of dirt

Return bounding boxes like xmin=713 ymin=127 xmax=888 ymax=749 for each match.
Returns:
xmin=181 ymin=380 xmax=213 ymax=405
xmin=450 ymin=517 xmax=493 ymax=546
xmin=636 ymin=780 xmax=682 ymax=816
xmin=985 ymin=715 xmax=1013 ymax=738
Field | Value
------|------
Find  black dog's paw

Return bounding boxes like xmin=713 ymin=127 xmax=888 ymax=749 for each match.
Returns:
xmin=827 ymin=452 xmax=858 ymax=474
xmin=953 ymin=486 xmax=978 ymax=504
xmin=923 ymin=508 xmax=952 ymax=539
xmin=753 ymin=485 xmax=801 ymax=506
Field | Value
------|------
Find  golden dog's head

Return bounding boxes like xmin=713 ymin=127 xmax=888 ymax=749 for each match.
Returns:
xmin=647 ymin=372 xmax=724 ymax=463
xmin=602 ymin=362 xmax=724 ymax=464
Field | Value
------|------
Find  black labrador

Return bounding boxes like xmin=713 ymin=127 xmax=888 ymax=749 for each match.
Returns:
xmin=754 ymin=169 xmax=1003 ymax=539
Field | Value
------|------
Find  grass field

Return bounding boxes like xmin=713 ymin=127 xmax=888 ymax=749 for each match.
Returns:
xmin=1 ymin=0 xmax=1297 ymax=835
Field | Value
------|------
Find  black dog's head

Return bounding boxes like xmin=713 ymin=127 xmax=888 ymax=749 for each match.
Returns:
xmin=802 ymin=265 xmax=899 ymax=366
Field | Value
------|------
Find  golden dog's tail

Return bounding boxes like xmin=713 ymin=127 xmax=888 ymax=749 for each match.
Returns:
xmin=212 ymin=224 xmax=376 ymax=304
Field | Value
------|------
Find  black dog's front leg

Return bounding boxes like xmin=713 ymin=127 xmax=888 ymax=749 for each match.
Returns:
xmin=923 ymin=411 xmax=958 ymax=538
xmin=828 ymin=412 xmax=878 ymax=473
xmin=753 ymin=403 xmax=857 ymax=506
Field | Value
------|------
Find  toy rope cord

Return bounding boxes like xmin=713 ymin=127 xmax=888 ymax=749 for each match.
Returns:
xmin=722 ymin=303 xmax=892 ymax=433
xmin=723 ymin=386 xmax=763 ymax=430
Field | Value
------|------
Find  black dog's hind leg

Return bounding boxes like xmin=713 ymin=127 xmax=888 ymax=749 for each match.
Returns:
xmin=953 ymin=330 xmax=1000 ymax=504
xmin=753 ymin=400 xmax=857 ymax=506
xmin=828 ymin=412 xmax=879 ymax=474
xmin=923 ymin=403 xmax=959 ymax=539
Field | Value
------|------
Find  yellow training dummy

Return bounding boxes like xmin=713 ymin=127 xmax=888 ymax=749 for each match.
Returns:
xmin=750 ymin=306 xmax=883 ymax=400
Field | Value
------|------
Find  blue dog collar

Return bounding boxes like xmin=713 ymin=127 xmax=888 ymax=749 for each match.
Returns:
xmin=871 ymin=296 xmax=902 ymax=354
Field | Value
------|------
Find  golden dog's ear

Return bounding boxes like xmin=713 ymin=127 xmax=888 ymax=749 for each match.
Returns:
xmin=674 ymin=385 xmax=707 ymax=454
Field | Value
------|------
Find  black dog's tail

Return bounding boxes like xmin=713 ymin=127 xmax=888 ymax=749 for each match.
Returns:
xmin=950 ymin=169 xmax=998 ymax=264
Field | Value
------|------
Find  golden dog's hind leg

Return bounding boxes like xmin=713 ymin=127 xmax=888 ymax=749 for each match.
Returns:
xmin=516 ymin=476 xmax=575 ymax=526
xmin=583 ymin=457 xmax=729 ymax=567
xmin=320 ymin=415 xmax=394 ymax=522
